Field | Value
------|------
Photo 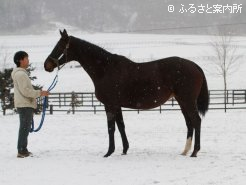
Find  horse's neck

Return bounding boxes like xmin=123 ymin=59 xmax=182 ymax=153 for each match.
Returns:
xmin=75 ymin=38 xmax=112 ymax=82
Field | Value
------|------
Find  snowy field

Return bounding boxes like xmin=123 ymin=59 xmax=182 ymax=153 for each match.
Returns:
xmin=1 ymin=31 xmax=246 ymax=185
xmin=0 ymin=111 xmax=246 ymax=185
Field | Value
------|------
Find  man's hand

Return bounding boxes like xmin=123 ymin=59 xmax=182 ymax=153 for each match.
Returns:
xmin=40 ymin=90 xmax=49 ymax=97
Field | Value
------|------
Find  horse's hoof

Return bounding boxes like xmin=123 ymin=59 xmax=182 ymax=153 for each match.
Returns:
xmin=104 ymin=153 xmax=111 ymax=157
xmin=123 ymin=147 xmax=129 ymax=155
xmin=190 ymin=151 xmax=198 ymax=157
xmin=122 ymin=151 xmax=128 ymax=155
xmin=104 ymin=154 xmax=110 ymax=158
xmin=190 ymin=154 xmax=197 ymax=157
xmin=103 ymin=150 xmax=114 ymax=157
xmin=181 ymin=152 xmax=187 ymax=156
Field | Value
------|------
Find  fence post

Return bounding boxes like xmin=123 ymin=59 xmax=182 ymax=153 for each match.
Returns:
xmin=227 ymin=90 xmax=229 ymax=103
xmin=71 ymin=92 xmax=76 ymax=114
xmin=50 ymin=105 xmax=53 ymax=115
xmin=3 ymin=106 xmax=6 ymax=115
xmin=224 ymin=90 xmax=227 ymax=113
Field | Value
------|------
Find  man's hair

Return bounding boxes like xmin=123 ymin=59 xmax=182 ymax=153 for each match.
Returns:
xmin=13 ymin=51 xmax=28 ymax=67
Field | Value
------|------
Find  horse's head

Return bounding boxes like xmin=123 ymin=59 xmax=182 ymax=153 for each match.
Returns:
xmin=44 ymin=29 xmax=75 ymax=72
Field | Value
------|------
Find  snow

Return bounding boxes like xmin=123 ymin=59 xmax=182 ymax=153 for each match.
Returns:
xmin=1 ymin=111 xmax=246 ymax=185
xmin=1 ymin=31 xmax=246 ymax=184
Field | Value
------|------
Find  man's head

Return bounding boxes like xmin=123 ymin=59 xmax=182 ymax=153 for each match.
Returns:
xmin=13 ymin=51 xmax=29 ymax=68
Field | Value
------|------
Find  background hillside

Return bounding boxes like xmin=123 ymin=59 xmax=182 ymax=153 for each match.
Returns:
xmin=0 ymin=0 xmax=245 ymax=35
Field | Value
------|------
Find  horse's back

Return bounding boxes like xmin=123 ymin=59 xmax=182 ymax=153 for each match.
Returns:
xmin=130 ymin=56 xmax=204 ymax=85
xmin=129 ymin=56 xmax=205 ymax=100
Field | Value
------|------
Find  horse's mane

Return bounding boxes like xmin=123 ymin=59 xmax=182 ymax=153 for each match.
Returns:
xmin=73 ymin=36 xmax=134 ymax=64
xmin=73 ymin=37 xmax=112 ymax=60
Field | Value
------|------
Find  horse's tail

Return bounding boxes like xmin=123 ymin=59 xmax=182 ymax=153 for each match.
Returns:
xmin=196 ymin=66 xmax=209 ymax=117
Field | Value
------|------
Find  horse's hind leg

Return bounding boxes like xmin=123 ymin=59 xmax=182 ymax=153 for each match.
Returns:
xmin=186 ymin=108 xmax=201 ymax=157
xmin=116 ymin=108 xmax=129 ymax=155
xmin=177 ymin=98 xmax=201 ymax=157
xmin=177 ymin=100 xmax=194 ymax=155
xmin=190 ymin=111 xmax=201 ymax=157
xmin=181 ymin=110 xmax=194 ymax=156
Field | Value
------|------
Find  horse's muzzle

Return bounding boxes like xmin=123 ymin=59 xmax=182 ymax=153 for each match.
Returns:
xmin=44 ymin=60 xmax=54 ymax=72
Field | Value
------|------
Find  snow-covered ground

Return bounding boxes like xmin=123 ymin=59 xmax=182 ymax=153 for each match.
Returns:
xmin=0 ymin=111 xmax=246 ymax=185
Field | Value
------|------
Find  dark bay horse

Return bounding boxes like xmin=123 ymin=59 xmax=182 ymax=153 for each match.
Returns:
xmin=44 ymin=29 xmax=209 ymax=157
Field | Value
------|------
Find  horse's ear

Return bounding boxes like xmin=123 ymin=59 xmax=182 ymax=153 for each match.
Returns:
xmin=63 ymin=29 xmax=68 ymax=36
xmin=60 ymin=29 xmax=68 ymax=39
xmin=62 ymin=29 xmax=68 ymax=39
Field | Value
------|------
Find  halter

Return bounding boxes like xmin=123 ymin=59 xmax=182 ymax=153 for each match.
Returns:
xmin=48 ymin=37 xmax=70 ymax=71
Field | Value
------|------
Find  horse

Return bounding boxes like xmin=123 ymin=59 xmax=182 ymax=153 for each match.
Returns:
xmin=44 ymin=29 xmax=209 ymax=157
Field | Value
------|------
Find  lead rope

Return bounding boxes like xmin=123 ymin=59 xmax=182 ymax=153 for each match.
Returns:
xmin=30 ymin=71 xmax=59 ymax=133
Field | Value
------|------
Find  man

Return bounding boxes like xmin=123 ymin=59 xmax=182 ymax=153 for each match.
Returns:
xmin=11 ymin=51 xmax=49 ymax=158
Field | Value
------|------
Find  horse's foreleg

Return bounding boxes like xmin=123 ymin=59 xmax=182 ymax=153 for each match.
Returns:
xmin=104 ymin=107 xmax=116 ymax=157
xmin=116 ymin=108 xmax=129 ymax=155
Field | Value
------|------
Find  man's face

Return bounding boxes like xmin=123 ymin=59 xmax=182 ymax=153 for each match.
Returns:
xmin=20 ymin=56 xmax=29 ymax=68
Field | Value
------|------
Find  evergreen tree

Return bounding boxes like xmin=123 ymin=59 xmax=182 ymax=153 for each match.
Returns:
xmin=0 ymin=68 xmax=14 ymax=115
xmin=67 ymin=91 xmax=81 ymax=114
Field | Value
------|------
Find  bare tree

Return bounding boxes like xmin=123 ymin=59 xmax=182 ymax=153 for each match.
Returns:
xmin=210 ymin=30 xmax=242 ymax=112
xmin=0 ymin=45 xmax=11 ymax=70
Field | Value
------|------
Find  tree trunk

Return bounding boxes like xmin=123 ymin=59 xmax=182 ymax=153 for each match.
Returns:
xmin=224 ymin=71 xmax=227 ymax=113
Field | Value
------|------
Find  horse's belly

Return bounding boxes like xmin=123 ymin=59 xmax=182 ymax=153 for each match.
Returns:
xmin=122 ymin=90 xmax=173 ymax=110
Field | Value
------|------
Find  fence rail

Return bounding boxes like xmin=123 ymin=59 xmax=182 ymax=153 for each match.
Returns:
xmin=36 ymin=90 xmax=246 ymax=114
